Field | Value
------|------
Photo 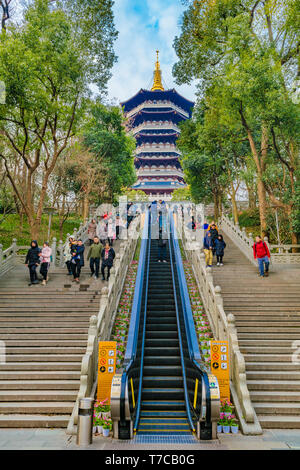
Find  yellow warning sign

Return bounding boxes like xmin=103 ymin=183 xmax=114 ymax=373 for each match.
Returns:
xmin=210 ymin=340 xmax=230 ymax=401
xmin=97 ymin=341 xmax=117 ymax=404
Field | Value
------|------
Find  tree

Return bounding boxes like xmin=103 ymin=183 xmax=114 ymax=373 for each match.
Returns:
xmin=83 ymin=103 xmax=136 ymax=204
xmin=0 ymin=0 xmax=13 ymax=31
xmin=171 ymin=187 xmax=192 ymax=202
xmin=0 ymin=0 xmax=117 ymax=238
xmin=174 ymin=0 xmax=300 ymax=239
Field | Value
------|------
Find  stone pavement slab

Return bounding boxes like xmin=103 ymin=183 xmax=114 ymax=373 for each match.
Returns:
xmin=1 ymin=429 xmax=300 ymax=450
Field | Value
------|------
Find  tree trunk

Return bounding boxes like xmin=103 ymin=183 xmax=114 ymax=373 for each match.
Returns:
xmin=83 ymin=193 xmax=89 ymax=221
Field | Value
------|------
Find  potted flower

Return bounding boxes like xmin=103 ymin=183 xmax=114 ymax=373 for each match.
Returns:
xmin=230 ymin=415 xmax=239 ymax=434
xmin=217 ymin=413 xmax=224 ymax=433
xmin=222 ymin=415 xmax=231 ymax=434
xmin=221 ymin=399 xmax=234 ymax=416
xmin=102 ymin=418 xmax=112 ymax=437
xmin=102 ymin=404 xmax=111 ymax=419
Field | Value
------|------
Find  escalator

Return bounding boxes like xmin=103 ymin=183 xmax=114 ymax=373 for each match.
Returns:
xmin=139 ymin=238 xmax=189 ymax=435
xmin=111 ymin=208 xmax=220 ymax=440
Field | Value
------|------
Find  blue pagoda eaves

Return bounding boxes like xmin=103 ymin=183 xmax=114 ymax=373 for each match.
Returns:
xmin=121 ymin=89 xmax=194 ymax=117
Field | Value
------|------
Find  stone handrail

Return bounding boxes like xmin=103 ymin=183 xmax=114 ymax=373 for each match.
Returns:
xmin=66 ymin=215 xmax=141 ymax=435
xmin=219 ymin=214 xmax=300 ymax=265
xmin=179 ymin=216 xmax=262 ymax=434
xmin=218 ymin=215 xmax=256 ymax=266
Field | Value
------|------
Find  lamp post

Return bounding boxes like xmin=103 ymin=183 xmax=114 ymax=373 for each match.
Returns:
xmin=44 ymin=207 xmax=56 ymax=242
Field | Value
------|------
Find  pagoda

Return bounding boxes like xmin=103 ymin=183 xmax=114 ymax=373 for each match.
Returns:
xmin=121 ymin=51 xmax=194 ymax=199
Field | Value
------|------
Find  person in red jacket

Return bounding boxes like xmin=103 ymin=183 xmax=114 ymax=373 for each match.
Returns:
xmin=253 ymin=236 xmax=271 ymax=277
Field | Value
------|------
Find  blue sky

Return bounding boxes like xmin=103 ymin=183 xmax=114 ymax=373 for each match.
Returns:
xmin=107 ymin=0 xmax=197 ymax=104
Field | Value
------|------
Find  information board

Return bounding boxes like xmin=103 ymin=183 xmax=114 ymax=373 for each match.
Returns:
xmin=97 ymin=341 xmax=117 ymax=404
xmin=210 ymin=340 xmax=230 ymax=401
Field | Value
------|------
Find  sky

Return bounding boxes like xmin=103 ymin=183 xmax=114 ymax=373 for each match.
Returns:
xmin=107 ymin=0 xmax=197 ymax=104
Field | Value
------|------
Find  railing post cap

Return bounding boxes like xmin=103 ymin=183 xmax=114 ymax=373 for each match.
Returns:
xmin=52 ymin=237 xmax=57 ymax=242
xmin=215 ymin=285 xmax=222 ymax=294
xmin=90 ymin=315 xmax=97 ymax=325
xmin=12 ymin=238 xmax=17 ymax=243
xmin=227 ymin=313 xmax=235 ymax=323
xmin=206 ymin=267 xmax=212 ymax=273
xmin=264 ymin=236 xmax=269 ymax=242
xmin=101 ymin=286 xmax=108 ymax=295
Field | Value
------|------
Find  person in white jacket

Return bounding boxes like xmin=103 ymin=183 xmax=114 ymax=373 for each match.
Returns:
xmin=39 ymin=242 xmax=52 ymax=286
xmin=96 ymin=219 xmax=107 ymax=245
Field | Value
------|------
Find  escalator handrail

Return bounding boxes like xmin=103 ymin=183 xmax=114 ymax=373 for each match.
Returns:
xmin=133 ymin=214 xmax=151 ymax=431
xmin=120 ymin=210 xmax=150 ymax=429
xmin=169 ymin=210 xmax=211 ymax=424
xmin=167 ymin=215 xmax=196 ymax=433
xmin=124 ymin=209 xmax=150 ymax=365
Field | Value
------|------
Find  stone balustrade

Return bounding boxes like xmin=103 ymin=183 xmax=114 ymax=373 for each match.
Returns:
xmin=178 ymin=214 xmax=262 ymax=434
xmin=66 ymin=215 xmax=141 ymax=435
xmin=219 ymin=215 xmax=300 ymax=265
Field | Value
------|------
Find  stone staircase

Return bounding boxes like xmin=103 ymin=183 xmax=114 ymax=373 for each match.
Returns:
xmin=0 ymin=263 xmax=105 ymax=428
xmin=212 ymin=235 xmax=300 ymax=429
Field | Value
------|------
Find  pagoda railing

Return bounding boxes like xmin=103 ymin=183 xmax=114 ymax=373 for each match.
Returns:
xmin=136 ymin=144 xmax=180 ymax=154
xmin=137 ymin=169 xmax=184 ymax=178
xmin=132 ymin=122 xmax=180 ymax=135
xmin=126 ymin=101 xmax=189 ymax=119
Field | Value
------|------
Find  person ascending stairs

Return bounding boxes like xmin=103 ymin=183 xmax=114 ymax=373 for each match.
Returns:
xmin=25 ymin=240 xmax=41 ymax=286
xmin=253 ymin=235 xmax=271 ymax=278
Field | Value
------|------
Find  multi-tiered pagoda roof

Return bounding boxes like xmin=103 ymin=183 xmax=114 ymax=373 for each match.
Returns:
xmin=121 ymin=51 xmax=194 ymax=197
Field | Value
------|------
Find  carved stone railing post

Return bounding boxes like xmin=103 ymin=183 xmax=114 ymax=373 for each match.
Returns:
xmin=0 ymin=244 xmax=3 ymax=266
xmin=58 ymin=240 xmax=64 ymax=267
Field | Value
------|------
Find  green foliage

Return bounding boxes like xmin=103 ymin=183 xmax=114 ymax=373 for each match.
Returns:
xmin=0 ymin=213 xmax=82 ymax=249
xmin=83 ymin=103 xmax=136 ymax=203
xmin=171 ymin=187 xmax=192 ymax=202
xmin=238 ymin=208 xmax=260 ymax=228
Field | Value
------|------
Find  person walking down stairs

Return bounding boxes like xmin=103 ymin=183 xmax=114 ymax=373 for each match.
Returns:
xmin=39 ymin=242 xmax=52 ymax=286
xmin=203 ymin=231 xmax=214 ymax=267
xmin=157 ymin=228 xmax=167 ymax=263
xmin=215 ymin=234 xmax=226 ymax=266
xmin=71 ymin=240 xmax=85 ymax=284
xmin=25 ymin=241 xmax=41 ymax=286
xmin=87 ymin=237 xmax=102 ymax=279
xmin=87 ymin=219 xmax=97 ymax=246
xmin=253 ymin=235 xmax=271 ymax=278
xmin=101 ymin=241 xmax=115 ymax=281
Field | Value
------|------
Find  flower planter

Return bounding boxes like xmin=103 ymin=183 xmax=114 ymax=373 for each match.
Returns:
xmin=93 ymin=426 xmax=97 ymax=434
xmin=97 ymin=426 xmax=103 ymax=434
xmin=102 ymin=428 xmax=110 ymax=437
xmin=231 ymin=426 xmax=239 ymax=434
xmin=217 ymin=425 xmax=222 ymax=433
xmin=222 ymin=425 xmax=230 ymax=434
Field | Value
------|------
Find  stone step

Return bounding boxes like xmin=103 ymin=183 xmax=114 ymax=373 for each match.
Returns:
xmin=254 ymin=403 xmax=300 ymax=415
xmin=247 ymin=380 xmax=300 ymax=391
xmin=247 ymin=371 xmax=300 ymax=380
xmin=239 ymin=333 xmax=300 ymax=340
xmin=0 ymin=334 xmax=88 ymax=340
xmin=0 ymin=362 xmax=81 ymax=371
xmin=0 ymin=380 xmax=79 ymax=390
xmin=0 ymin=402 xmax=74 ymax=414
xmin=0 ymin=371 xmax=80 ymax=380
xmin=0 ymin=390 xmax=78 ymax=401
xmin=257 ymin=415 xmax=300 ymax=429
xmin=240 ymin=346 xmax=295 ymax=354
xmin=4 ymin=340 xmax=87 ymax=347
xmin=5 ymin=347 xmax=86 ymax=354
xmin=240 ymin=339 xmax=297 ymax=346
xmin=1 ymin=328 xmax=89 ymax=334
xmin=238 ymin=327 xmax=300 ymax=333
xmin=244 ymin=354 xmax=294 ymax=362
xmin=237 ymin=322 xmax=300 ymax=328
xmin=246 ymin=361 xmax=300 ymax=371
xmin=250 ymin=391 xmax=300 ymax=402
xmin=5 ymin=354 xmax=84 ymax=362
xmin=0 ymin=415 xmax=70 ymax=428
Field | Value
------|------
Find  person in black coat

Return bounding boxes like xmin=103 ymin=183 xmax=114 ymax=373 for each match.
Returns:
xmin=25 ymin=240 xmax=41 ymax=286
xmin=71 ymin=240 xmax=85 ymax=283
xmin=214 ymin=234 xmax=226 ymax=266
xmin=208 ymin=223 xmax=219 ymax=255
xmin=157 ymin=228 xmax=167 ymax=262
xmin=101 ymin=241 xmax=115 ymax=281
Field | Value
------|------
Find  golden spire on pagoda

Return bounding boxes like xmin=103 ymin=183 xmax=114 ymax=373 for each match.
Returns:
xmin=151 ymin=50 xmax=164 ymax=92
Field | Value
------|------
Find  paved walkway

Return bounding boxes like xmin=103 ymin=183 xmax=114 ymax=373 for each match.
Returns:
xmin=1 ymin=429 xmax=300 ymax=450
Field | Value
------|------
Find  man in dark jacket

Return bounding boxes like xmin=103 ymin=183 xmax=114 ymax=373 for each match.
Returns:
xmin=101 ymin=241 xmax=115 ymax=281
xmin=208 ymin=223 xmax=219 ymax=255
xmin=71 ymin=239 xmax=85 ymax=283
xmin=203 ymin=232 xmax=214 ymax=267
xmin=87 ymin=237 xmax=102 ymax=279
xmin=25 ymin=241 xmax=41 ymax=286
